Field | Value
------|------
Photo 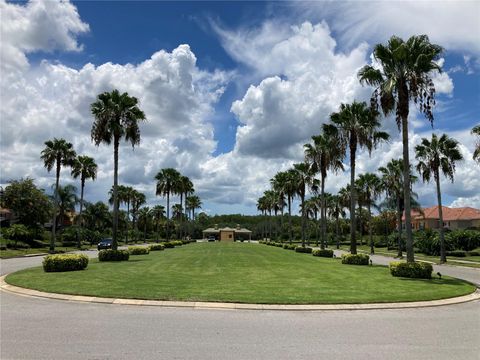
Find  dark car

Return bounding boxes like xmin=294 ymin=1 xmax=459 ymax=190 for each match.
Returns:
xmin=97 ymin=238 xmax=113 ymax=250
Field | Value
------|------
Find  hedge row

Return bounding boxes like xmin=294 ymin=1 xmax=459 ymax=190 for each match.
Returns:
xmin=128 ymin=246 xmax=149 ymax=255
xmin=295 ymin=246 xmax=313 ymax=254
xmin=341 ymin=253 xmax=370 ymax=265
xmin=312 ymin=249 xmax=334 ymax=258
xmin=389 ymin=261 xmax=433 ymax=279
xmin=283 ymin=244 xmax=296 ymax=250
xmin=43 ymin=254 xmax=89 ymax=272
xmin=98 ymin=249 xmax=130 ymax=262
xmin=149 ymin=244 xmax=165 ymax=251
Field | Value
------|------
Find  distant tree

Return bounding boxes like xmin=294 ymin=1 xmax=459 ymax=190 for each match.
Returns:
xmin=40 ymin=138 xmax=76 ymax=252
xmin=155 ymin=168 xmax=181 ymax=240
xmin=2 ymin=178 xmax=52 ymax=229
xmin=91 ymin=89 xmax=146 ymax=250
xmin=359 ymin=35 xmax=443 ymax=262
xmin=356 ymin=173 xmax=382 ymax=254
xmin=186 ymin=195 xmax=202 ymax=221
xmin=472 ymin=125 xmax=480 ymax=163
xmin=150 ymin=205 xmax=165 ymax=242
xmin=71 ymin=155 xmax=97 ymax=248
xmin=137 ymin=206 xmax=151 ymax=242
xmin=83 ymin=201 xmax=111 ymax=233
xmin=415 ymin=133 xmax=463 ymax=263
xmin=4 ymin=224 xmax=30 ymax=249
xmin=54 ymin=184 xmax=78 ymax=231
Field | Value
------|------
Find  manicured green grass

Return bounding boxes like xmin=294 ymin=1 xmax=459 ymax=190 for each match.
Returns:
xmin=6 ymin=243 xmax=475 ymax=304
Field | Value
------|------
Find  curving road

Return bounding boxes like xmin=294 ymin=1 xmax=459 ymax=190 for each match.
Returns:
xmin=1 ymin=250 xmax=479 ymax=360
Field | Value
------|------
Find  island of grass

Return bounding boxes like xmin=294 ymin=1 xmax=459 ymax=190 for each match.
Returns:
xmin=5 ymin=243 xmax=476 ymax=304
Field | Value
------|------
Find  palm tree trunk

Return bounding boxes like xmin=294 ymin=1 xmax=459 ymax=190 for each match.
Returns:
xmin=280 ymin=206 xmax=284 ymax=243
xmin=335 ymin=214 xmax=340 ymax=249
xmin=288 ymin=195 xmax=292 ymax=244
xmin=144 ymin=220 xmax=147 ymax=242
xmin=397 ymin=195 xmax=403 ymax=258
xmin=77 ymin=178 xmax=85 ymax=249
xmin=368 ymin=202 xmax=374 ymax=254
xmin=358 ymin=203 xmax=362 ymax=246
xmin=321 ymin=173 xmax=326 ymax=249
xmin=269 ymin=209 xmax=272 ymax=241
xmin=112 ymin=137 xmax=119 ymax=250
xmin=166 ymin=192 xmax=170 ymax=240
xmin=349 ymin=138 xmax=357 ymax=254
xmin=301 ymin=192 xmax=306 ymax=247
xmin=400 ymin=92 xmax=414 ymax=262
xmin=126 ymin=200 xmax=130 ymax=244
xmin=50 ymin=160 xmax=61 ymax=252
xmin=435 ymin=171 xmax=446 ymax=263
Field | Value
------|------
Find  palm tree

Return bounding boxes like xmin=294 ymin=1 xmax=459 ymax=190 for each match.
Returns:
xmin=256 ymin=195 xmax=269 ymax=240
xmin=91 ymin=89 xmax=146 ymax=250
xmin=155 ymin=168 xmax=181 ymax=240
xmin=186 ymin=195 xmax=202 ymax=221
xmin=293 ymin=162 xmax=318 ymax=247
xmin=54 ymin=184 xmax=78 ymax=232
xmin=137 ymin=206 xmax=151 ymax=242
xmin=356 ymin=173 xmax=382 ymax=254
xmin=131 ymin=190 xmax=146 ymax=241
xmin=150 ymin=205 xmax=165 ymax=242
xmin=271 ymin=171 xmax=296 ymax=243
xmin=177 ymin=175 xmax=194 ymax=239
xmin=304 ymin=130 xmax=344 ymax=249
xmin=472 ymin=125 xmax=480 ymax=163
xmin=83 ymin=201 xmax=111 ymax=233
xmin=40 ymin=138 xmax=77 ymax=252
xmin=71 ymin=155 xmax=97 ymax=248
xmin=327 ymin=193 xmax=346 ymax=249
xmin=415 ymin=133 xmax=463 ymax=263
xmin=326 ymin=101 xmax=389 ymax=254
xmin=358 ymin=35 xmax=443 ymax=262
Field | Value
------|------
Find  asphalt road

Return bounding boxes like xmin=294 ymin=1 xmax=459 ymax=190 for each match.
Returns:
xmin=1 ymin=248 xmax=479 ymax=360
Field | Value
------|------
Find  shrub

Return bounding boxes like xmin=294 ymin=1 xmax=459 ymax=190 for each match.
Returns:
xmin=446 ymin=230 xmax=480 ymax=251
xmin=162 ymin=241 xmax=175 ymax=248
xmin=149 ymin=244 xmax=165 ymax=251
xmin=312 ymin=249 xmax=334 ymax=258
xmin=468 ymin=250 xmax=480 ymax=256
xmin=171 ymin=240 xmax=183 ymax=246
xmin=283 ymin=244 xmax=296 ymax=250
xmin=445 ymin=250 xmax=467 ymax=257
xmin=128 ymin=246 xmax=149 ymax=255
xmin=98 ymin=249 xmax=130 ymax=262
xmin=389 ymin=261 xmax=432 ymax=279
xmin=43 ymin=254 xmax=89 ymax=272
xmin=341 ymin=253 xmax=370 ymax=265
xmin=295 ymin=246 xmax=313 ymax=253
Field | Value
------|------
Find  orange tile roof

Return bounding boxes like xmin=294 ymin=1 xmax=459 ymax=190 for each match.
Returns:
xmin=403 ymin=206 xmax=480 ymax=221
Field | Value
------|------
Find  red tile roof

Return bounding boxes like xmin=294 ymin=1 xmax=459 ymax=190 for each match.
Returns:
xmin=402 ymin=206 xmax=480 ymax=221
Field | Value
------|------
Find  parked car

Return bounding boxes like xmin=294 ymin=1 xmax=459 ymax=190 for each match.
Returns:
xmin=207 ymin=235 xmax=216 ymax=242
xmin=97 ymin=238 xmax=113 ymax=250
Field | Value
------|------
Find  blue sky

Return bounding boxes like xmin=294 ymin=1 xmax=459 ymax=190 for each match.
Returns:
xmin=1 ymin=0 xmax=479 ymax=215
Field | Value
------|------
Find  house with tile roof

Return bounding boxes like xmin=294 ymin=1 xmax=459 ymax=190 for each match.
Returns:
xmin=402 ymin=206 xmax=480 ymax=230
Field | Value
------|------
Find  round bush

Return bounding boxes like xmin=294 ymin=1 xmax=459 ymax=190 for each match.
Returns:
xmin=282 ymin=244 xmax=296 ymax=250
xmin=43 ymin=254 xmax=89 ymax=272
xmin=295 ymin=246 xmax=313 ymax=254
xmin=149 ymin=244 xmax=165 ymax=251
xmin=341 ymin=253 xmax=370 ymax=265
xmin=128 ymin=246 xmax=150 ymax=255
xmin=312 ymin=249 xmax=334 ymax=258
xmin=98 ymin=249 xmax=130 ymax=262
xmin=389 ymin=261 xmax=433 ymax=279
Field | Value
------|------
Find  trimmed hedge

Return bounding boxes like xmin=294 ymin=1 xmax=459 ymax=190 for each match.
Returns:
xmin=445 ymin=250 xmax=467 ymax=257
xmin=468 ymin=250 xmax=480 ymax=256
xmin=98 ymin=249 xmax=130 ymax=262
xmin=128 ymin=246 xmax=150 ymax=255
xmin=312 ymin=249 xmax=334 ymax=258
xmin=149 ymin=244 xmax=165 ymax=251
xmin=389 ymin=261 xmax=433 ymax=279
xmin=295 ymin=246 xmax=313 ymax=254
xmin=43 ymin=254 xmax=89 ymax=272
xmin=341 ymin=253 xmax=370 ymax=265
xmin=162 ymin=241 xmax=175 ymax=248
xmin=283 ymin=244 xmax=296 ymax=250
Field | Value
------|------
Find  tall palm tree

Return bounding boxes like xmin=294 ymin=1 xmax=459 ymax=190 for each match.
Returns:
xmin=186 ymin=195 xmax=202 ymax=221
xmin=304 ymin=130 xmax=344 ymax=249
xmin=150 ymin=205 xmax=165 ymax=242
xmin=256 ymin=195 xmax=269 ymax=240
xmin=272 ymin=171 xmax=296 ymax=243
xmin=131 ymin=190 xmax=146 ymax=241
xmin=155 ymin=168 xmax=181 ymax=240
xmin=71 ymin=155 xmax=97 ymax=248
xmin=177 ymin=175 xmax=194 ymax=239
xmin=415 ymin=133 xmax=463 ymax=263
xmin=40 ymin=138 xmax=77 ymax=252
xmin=472 ymin=125 xmax=480 ymax=163
xmin=356 ymin=173 xmax=382 ymax=254
xmin=327 ymin=193 xmax=346 ymax=249
xmin=293 ymin=162 xmax=318 ymax=247
xmin=83 ymin=201 xmax=111 ymax=233
xmin=137 ymin=206 xmax=151 ymax=242
xmin=358 ymin=35 xmax=443 ymax=262
xmin=91 ymin=89 xmax=146 ymax=250
xmin=326 ymin=101 xmax=389 ymax=254
xmin=54 ymin=184 xmax=78 ymax=231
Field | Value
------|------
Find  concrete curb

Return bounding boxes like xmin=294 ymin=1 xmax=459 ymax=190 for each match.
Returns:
xmin=1 ymin=275 xmax=479 ymax=311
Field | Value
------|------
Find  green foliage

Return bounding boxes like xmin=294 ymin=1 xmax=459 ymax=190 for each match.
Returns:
xmin=128 ymin=246 xmax=149 ymax=255
xmin=98 ymin=249 xmax=130 ymax=262
xmin=149 ymin=244 xmax=165 ymax=251
xmin=3 ymin=224 xmax=31 ymax=242
xmin=445 ymin=250 xmax=467 ymax=257
xmin=389 ymin=261 xmax=432 ymax=279
xmin=295 ymin=246 xmax=313 ymax=253
xmin=468 ymin=250 xmax=480 ymax=256
xmin=414 ymin=229 xmax=457 ymax=256
xmin=282 ymin=244 xmax=296 ymax=250
xmin=2 ymin=178 xmax=53 ymax=228
xmin=162 ymin=241 xmax=175 ymax=248
xmin=312 ymin=249 xmax=334 ymax=258
xmin=445 ymin=230 xmax=480 ymax=251
xmin=43 ymin=254 xmax=88 ymax=272
xmin=341 ymin=253 xmax=370 ymax=265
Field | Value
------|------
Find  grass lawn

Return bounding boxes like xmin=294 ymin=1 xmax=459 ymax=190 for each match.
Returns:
xmin=5 ymin=242 xmax=476 ymax=304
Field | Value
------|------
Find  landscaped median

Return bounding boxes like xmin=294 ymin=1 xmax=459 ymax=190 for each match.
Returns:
xmin=4 ymin=242 xmax=477 ymax=305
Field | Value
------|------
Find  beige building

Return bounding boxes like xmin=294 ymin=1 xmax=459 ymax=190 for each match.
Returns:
xmin=202 ymin=224 xmax=252 ymax=241
xmin=402 ymin=206 xmax=480 ymax=230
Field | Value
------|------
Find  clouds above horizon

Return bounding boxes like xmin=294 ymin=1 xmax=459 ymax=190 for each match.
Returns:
xmin=1 ymin=0 xmax=479 ymax=215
